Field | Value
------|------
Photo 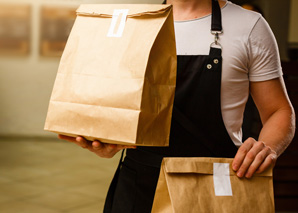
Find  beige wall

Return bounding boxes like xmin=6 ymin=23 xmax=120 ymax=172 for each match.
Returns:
xmin=289 ymin=0 xmax=298 ymax=44
xmin=253 ymin=0 xmax=291 ymax=60
xmin=0 ymin=0 xmax=295 ymax=138
xmin=0 ymin=0 xmax=162 ymax=137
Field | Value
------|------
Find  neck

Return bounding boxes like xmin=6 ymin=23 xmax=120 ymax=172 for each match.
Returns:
xmin=167 ymin=0 xmax=227 ymax=21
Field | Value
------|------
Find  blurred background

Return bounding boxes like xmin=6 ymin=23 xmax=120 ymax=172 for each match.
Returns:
xmin=0 ymin=0 xmax=297 ymax=212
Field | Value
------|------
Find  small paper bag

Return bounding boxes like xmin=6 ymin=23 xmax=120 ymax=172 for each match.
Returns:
xmin=44 ymin=4 xmax=176 ymax=146
xmin=152 ymin=157 xmax=274 ymax=213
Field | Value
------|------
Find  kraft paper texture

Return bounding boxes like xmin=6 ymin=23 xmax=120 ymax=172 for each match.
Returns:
xmin=152 ymin=157 xmax=274 ymax=213
xmin=44 ymin=4 xmax=177 ymax=146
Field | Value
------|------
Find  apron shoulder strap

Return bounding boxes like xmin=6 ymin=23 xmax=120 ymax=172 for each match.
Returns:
xmin=211 ymin=0 xmax=222 ymax=32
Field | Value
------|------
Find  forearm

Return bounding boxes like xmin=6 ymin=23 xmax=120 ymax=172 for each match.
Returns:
xmin=258 ymin=106 xmax=295 ymax=157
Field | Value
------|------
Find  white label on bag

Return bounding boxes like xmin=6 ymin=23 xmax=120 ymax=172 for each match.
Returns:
xmin=213 ymin=163 xmax=233 ymax=196
xmin=107 ymin=9 xmax=129 ymax=37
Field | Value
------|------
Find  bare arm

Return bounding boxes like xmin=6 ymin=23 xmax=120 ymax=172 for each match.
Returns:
xmin=232 ymin=77 xmax=295 ymax=178
xmin=255 ymin=78 xmax=295 ymax=154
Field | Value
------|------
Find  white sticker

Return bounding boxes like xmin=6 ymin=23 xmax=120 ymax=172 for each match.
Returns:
xmin=107 ymin=9 xmax=129 ymax=38
xmin=213 ymin=163 xmax=233 ymax=196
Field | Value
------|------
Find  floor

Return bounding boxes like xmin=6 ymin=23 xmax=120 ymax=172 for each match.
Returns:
xmin=0 ymin=137 xmax=120 ymax=213
xmin=0 ymin=137 xmax=295 ymax=213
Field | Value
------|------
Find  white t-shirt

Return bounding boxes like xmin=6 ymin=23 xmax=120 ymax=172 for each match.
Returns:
xmin=174 ymin=1 xmax=282 ymax=146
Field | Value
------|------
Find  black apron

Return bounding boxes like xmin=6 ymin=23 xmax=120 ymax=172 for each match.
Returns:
xmin=104 ymin=1 xmax=238 ymax=212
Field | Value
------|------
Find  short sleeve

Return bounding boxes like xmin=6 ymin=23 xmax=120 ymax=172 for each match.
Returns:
xmin=247 ymin=16 xmax=283 ymax=82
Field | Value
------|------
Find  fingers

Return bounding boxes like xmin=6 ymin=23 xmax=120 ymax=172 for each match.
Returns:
xmin=234 ymin=139 xmax=265 ymax=178
xmin=75 ymin=136 xmax=92 ymax=149
xmin=58 ymin=134 xmax=136 ymax=158
xmin=58 ymin=134 xmax=77 ymax=142
xmin=232 ymin=138 xmax=256 ymax=172
xmin=91 ymin=141 xmax=136 ymax=151
xmin=124 ymin=145 xmax=137 ymax=149
xmin=58 ymin=134 xmax=92 ymax=149
xmin=255 ymin=152 xmax=277 ymax=173
xmin=242 ymin=144 xmax=271 ymax=178
xmin=91 ymin=141 xmax=136 ymax=158
xmin=232 ymin=138 xmax=277 ymax=178
xmin=91 ymin=140 xmax=104 ymax=150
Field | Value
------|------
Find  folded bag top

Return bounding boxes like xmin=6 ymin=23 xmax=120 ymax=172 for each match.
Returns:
xmin=76 ymin=4 xmax=172 ymax=17
xmin=163 ymin=157 xmax=272 ymax=177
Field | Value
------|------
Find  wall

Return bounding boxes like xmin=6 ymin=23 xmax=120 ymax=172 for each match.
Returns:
xmin=0 ymin=0 xmax=296 ymax=138
xmin=289 ymin=0 xmax=298 ymax=46
xmin=0 ymin=0 xmax=162 ymax=138
xmin=264 ymin=0 xmax=291 ymax=60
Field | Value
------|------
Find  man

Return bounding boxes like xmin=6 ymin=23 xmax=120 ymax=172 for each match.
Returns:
xmin=59 ymin=0 xmax=295 ymax=212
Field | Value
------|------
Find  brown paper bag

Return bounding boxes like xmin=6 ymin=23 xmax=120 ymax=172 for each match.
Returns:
xmin=44 ymin=4 xmax=176 ymax=146
xmin=152 ymin=157 xmax=274 ymax=213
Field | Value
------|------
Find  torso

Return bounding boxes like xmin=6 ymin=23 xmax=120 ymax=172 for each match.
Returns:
xmin=174 ymin=1 xmax=282 ymax=145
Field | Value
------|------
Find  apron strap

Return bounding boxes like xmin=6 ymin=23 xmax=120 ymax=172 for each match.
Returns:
xmin=103 ymin=149 xmax=125 ymax=213
xmin=211 ymin=0 xmax=222 ymax=32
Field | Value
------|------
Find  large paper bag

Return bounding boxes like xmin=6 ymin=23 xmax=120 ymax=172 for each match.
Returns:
xmin=44 ymin=4 xmax=176 ymax=146
xmin=152 ymin=157 xmax=274 ymax=213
